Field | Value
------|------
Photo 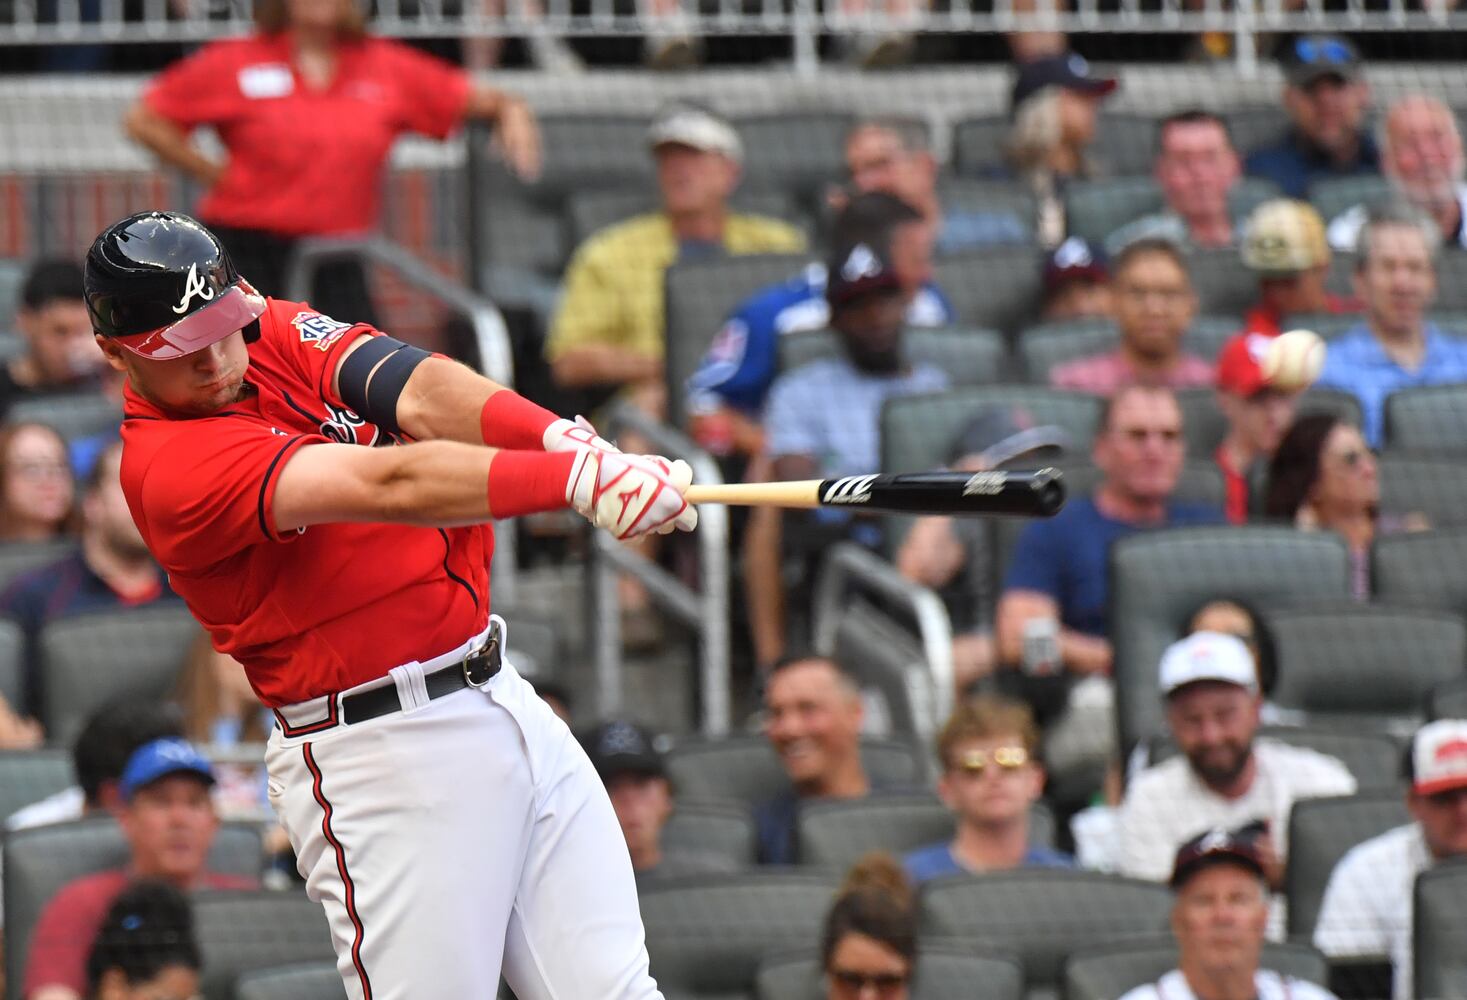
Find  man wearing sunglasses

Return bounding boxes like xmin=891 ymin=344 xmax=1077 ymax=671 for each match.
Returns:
xmin=1314 ymin=719 xmax=1467 ymax=1000
xmin=1244 ymin=34 xmax=1378 ymax=200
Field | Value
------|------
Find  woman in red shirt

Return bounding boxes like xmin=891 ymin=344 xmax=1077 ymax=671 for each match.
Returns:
xmin=124 ymin=0 xmax=540 ymax=326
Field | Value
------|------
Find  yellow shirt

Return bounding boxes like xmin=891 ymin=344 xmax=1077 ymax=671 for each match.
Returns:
xmin=546 ymin=212 xmax=807 ymax=364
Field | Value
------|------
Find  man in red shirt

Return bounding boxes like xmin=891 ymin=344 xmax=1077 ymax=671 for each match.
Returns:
xmin=1238 ymin=199 xmax=1358 ymax=338
xmin=1213 ymin=334 xmax=1305 ymax=523
xmin=24 ymin=737 xmax=254 ymax=1000
xmin=84 ymin=211 xmax=692 ymax=999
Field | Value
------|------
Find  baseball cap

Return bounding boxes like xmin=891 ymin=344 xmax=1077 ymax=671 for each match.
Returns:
xmin=947 ymin=407 xmax=1071 ymax=469
xmin=1409 ymin=719 xmax=1467 ymax=796
xmin=1011 ymin=53 xmax=1118 ymax=113
xmin=826 ymin=242 xmax=902 ymax=310
xmin=1170 ymin=827 xmax=1267 ymax=889
xmin=581 ymin=720 xmax=667 ymax=783
xmin=1216 ymin=332 xmax=1284 ymax=398
xmin=1158 ymin=631 xmax=1259 ymax=698
xmin=1281 ymin=34 xmax=1362 ymax=88
xmin=119 ymin=737 xmax=215 ymax=800
xmin=1241 ymin=200 xmax=1330 ymax=275
xmin=1043 ymin=237 xmax=1110 ymax=292
xmin=647 ymin=103 xmax=743 ymax=164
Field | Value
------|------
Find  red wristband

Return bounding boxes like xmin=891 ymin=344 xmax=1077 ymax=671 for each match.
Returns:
xmin=480 ymin=391 xmax=560 ymax=450
xmin=486 ymin=450 xmax=577 ymax=519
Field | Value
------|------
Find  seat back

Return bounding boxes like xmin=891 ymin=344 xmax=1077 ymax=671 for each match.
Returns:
xmin=778 ymin=326 xmax=1009 ymax=386
xmin=1383 ymin=384 xmax=1467 ymax=455
xmin=1064 ymin=937 xmax=1328 ymax=1000
xmin=0 ymin=618 xmax=25 ymax=713
xmin=1017 ymin=317 xmax=1235 ymax=385
xmin=880 ymin=387 xmax=1102 ymax=476
xmin=235 ymin=963 xmax=347 ymax=1000
xmin=1428 ymin=676 xmax=1467 ymax=720
xmin=1433 ymin=252 xmax=1467 ymax=312
xmin=1413 ymin=860 xmax=1467 ymax=1000
xmin=0 ymin=748 xmax=74 ymax=825
xmin=950 ymin=116 xmax=1010 ymax=176
xmin=1065 ymin=178 xmax=1163 ymax=247
xmin=193 ymin=889 xmax=336 ymax=1000
xmin=937 ymin=178 xmax=1037 ymax=245
xmin=667 ymin=736 xmax=922 ymax=810
xmin=1187 ymin=245 xmax=1265 ymax=317
xmin=0 ymin=540 xmax=77 ymax=591
xmin=757 ymin=945 xmax=1026 ymax=1000
xmin=1307 ymin=176 xmax=1392 ymax=226
xmin=1094 ymin=114 xmax=1162 ymax=176
xmin=662 ymin=803 xmax=757 ymax=868
xmin=1286 ymin=790 xmax=1412 ymax=941
xmin=8 ymin=394 xmax=122 ymax=443
xmin=737 ymin=112 xmax=855 ymax=210
xmin=931 ymin=249 xmax=1043 ymax=333
xmin=1373 ymin=528 xmax=1467 ymax=611
xmin=1224 ymin=106 xmax=1290 ymax=154
xmin=1377 ymin=457 xmax=1467 ymax=527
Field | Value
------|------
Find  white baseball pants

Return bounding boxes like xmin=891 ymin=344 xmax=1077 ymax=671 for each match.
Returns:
xmin=265 ymin=619 xmax=663 ymax=1000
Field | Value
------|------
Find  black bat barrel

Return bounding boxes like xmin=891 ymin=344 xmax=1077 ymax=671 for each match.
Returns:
xmin=817 ymin=468 xmax=1066 ymax=517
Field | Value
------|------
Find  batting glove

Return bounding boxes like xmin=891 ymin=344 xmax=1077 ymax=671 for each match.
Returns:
xmin=566 ymin=450 xmax=698 ymax=539
xmin=544 ymin=414 xmax=618 ymax=454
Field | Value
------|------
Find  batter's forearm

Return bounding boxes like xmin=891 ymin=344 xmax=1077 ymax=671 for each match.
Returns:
xmin=380 ymin=442 xmax=575 ymax=524
xmin=394 ymin=356 xmax=510 ymax=446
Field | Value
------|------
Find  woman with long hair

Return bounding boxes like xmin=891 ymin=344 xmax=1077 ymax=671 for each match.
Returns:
xmin=822 ymin=854 xmax=917 ymax=1000
xmin=0 ymin=421 xmax=76 ymax=543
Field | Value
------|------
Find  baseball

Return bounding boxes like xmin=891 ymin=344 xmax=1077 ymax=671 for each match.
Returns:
xmin=1262 ymin=329 xmax=1326 ymax=391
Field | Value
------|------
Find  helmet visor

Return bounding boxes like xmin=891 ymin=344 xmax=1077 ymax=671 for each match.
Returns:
xmin=111 ymin=282 xmax=266 ymax=360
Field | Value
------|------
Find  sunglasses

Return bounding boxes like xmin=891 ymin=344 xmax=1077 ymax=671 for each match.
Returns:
xmin=952 ymin=746 xmax=1029 ymax=775
xmin=831 ymin=969 xmax=909 ymax=993
xmin=1295 ymin=37 xmax=1354 ymax=65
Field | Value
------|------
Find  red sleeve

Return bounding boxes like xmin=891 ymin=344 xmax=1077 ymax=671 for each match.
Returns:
xmin=259 ymin=301 xmax=378 ymax=412
xmin=23 ymin=878 xmax=116 ymax=996
xmin=144 ymin=40 xmax=247 ymax=129
xmin=378 ymin=40 xmax=472 ymax=139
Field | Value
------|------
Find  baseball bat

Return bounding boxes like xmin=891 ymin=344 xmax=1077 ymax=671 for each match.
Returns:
xmin=683 ymin=468 xmax=1065 ymax=517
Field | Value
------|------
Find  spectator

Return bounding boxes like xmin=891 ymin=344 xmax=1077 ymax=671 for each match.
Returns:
xmin=756 ymin=656 xmax=873 ymax=864
xmin=581 ymin=719 xmax=735 ymax=881
xmin=1314 ymin=203 xmax=1467 ymax=447
xmin=686 ymin=192 xmax=951 ymax=458
xmin=1265 ymin=414 xmax=1426 ymax=598
xmin=821 ymin=854 xmax=916 ymax=1000
xmin=843 ymin=119 xmax=1030 ymax=253
xmin=1050 ymin=239 xmax=1212 ymax=395
xmin=0 ymin=421 xmax=76 ymax=542
xmin=1238 ymin=199 xmax=1357 ymax=338
xmin=1327 ymin=95 xmax=1467 ymax=252
xmin=1314 ymin=719 xmax=1467 ymax=1000
xmin=548 ymin=102 xmax=806 ymax=418
xmin=0 ymin=440 xmax=178 ymax=715
xmin=1117 ymin=632 xmax=1357 ymax=906
xmin=3 ymin=260 xmax=105 ymax=417
xmin=84 ymin=882 xmax=201 ymax=1000
xmin=1214 ymin=334 xmax=1305 ymax=524
xmin=24 ymin=737 xmax=257 ymax=1000
xmin=123 ymin=0 xmax=540 ymax=326
xmin=743 ymin=240 xmax=949 ymax=666
xmin=903 ymin=695 xmax=1073 ymax=883
xmin=1107 ymin=110 xmax=1243 ymax=254
xmin=1005 ymin=53 xmax=1117 ymax=247
xmin=1040 ymin=237 xmax=1114 ymax=322
xmin=1244 ymin=34 xmax=1378 ymax=199
xmin=1183 ymin=599 xmax=1285 ymax=722
xmin=1119 ymin=828 xmax=1339 ymax=1000
xmin=173 ymin=633 xmax=270 ymax=819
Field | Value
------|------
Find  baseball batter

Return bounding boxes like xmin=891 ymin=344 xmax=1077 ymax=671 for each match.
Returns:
xmin=84 ymin=211 xmax=690 ymax=999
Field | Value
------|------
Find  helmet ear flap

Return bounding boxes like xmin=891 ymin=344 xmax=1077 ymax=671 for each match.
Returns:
xmin=242 ymin=319 xmax=262 ymax=344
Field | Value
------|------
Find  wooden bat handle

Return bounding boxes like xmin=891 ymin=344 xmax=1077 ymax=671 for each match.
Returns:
xmin=684 ymin=481 xmax=823 ymax=508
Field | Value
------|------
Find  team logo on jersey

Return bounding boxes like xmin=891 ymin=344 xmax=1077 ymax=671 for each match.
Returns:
xmin=291 ymin=311 xmax=353 ymax=352
xmin=173 ymin=263 xmax=215 ymax=315
xmin=319 ymin=402 xmax=380 ymax=446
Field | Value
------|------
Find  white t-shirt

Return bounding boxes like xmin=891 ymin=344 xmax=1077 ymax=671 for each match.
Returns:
xmin=1119 ymin=968 xmax=1339 ymax=1000
xmin=1313 ymin=823 xmax=1429 ymax=1000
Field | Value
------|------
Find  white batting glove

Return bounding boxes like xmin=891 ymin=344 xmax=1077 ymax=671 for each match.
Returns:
xmin=565 ymin=450 xmax=698 ymax=539
xmin=544 ymin=414 xmax=618 ymax=454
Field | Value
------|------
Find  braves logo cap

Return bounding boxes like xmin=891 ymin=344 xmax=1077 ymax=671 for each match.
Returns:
xmin=1158 ymin=631 xmax=1259 ymax=698
xmin=1170 ymin=826 xmax=1267 ymax=889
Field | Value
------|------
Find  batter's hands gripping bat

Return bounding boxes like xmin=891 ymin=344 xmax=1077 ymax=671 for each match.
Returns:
xmin=683 ymin=468 xmax=1065 ymax=518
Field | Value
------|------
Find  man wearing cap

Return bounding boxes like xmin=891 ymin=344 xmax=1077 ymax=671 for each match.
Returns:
xmin=1238 ymin=199 xmax=1357 ymax=338
xmin=547 ymin=102 xmax=805 ymax=417
xmin=1214 ymin=334 xmax=1305 ymax=523
xmin=1314 ymin=719 xmax=1467 ymax=1000
xmin=1244 ymin=34 xmax=1379 ymax=200
xmin=1040 ymin=237 xmax=1114 ymax=322
xmin=1117 ymin=633 xmax=1356 ymax=901
xmin=1119 ymin=829 xmax=1340 ymax=1000
xmin=23 ymin=737 xmax=255 ymax=1000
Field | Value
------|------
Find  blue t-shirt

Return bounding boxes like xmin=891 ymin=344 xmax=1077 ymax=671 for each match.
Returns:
xmin=1314 ymin=322 xmax=1467 ymax=447
xmin=902 ymin=841 xmax=1075 ymax=883
xmin=1243 ymin=129 xmax=1380 ymax=200
xmin=687 ymin=264 xmax=954 ymax=416
xmin=1002 ymin=496 xmax=1224 ymax=637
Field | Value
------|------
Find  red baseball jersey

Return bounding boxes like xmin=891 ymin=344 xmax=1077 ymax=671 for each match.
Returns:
xmin=119 ymin=300 xmax=492 ymax=707
xmin=143 ymin=34 xmax=471 ymax=237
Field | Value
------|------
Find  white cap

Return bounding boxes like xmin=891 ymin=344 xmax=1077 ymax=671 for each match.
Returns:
xmin=647 ymin=104 xmax=743 ymax=164
xmin=1158 ymin=632 xmax=1259 ymax=697
xmin=1411 ymin=719 xmax=1467 ymax=795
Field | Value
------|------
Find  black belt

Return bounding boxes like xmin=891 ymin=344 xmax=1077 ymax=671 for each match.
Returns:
xmin=340 ymin=628 xmax=503 ymax=726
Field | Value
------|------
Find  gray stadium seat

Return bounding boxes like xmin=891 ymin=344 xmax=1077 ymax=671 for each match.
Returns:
xmin=1383 ymin=384 xmax=1467 ymax=455
xmin=1377 ymin=456 xmax=1467 ymax=527
xmin=1427 ymin=676 xmax=1467 ymax=720
xmin=1286 ymin=790 xmax=1412 ymax=942
xmin=1146 ymin=725 xmax=1402 ymax=792
xmin=0 ymin=540 xmax=76 ymax=592
xmin=1093 ymin=113 xmax=1162 ymax=177
xmin=1307 ymin=176 xmax=1392 ymax=230
xmin=1296 ymin=386 xmax=1365 ymax=428
xmin=1263 ymin=604 xmax=1466 ymax=725
xmin=1225 ymin=106 xmax=1291 ymax=156
xmin=566 ymin=188 xmax=800 ymax=251
xmin=193 ymin=889 xmax=336 ymax=1000
xmin=0 ymin=747 xmax=73 ymax=824
xmin=0 ymin=258 xmax=24 ymax=325
xmin=3 ymin=817 xmax=262 ymax=1000
xmin=1280 ymin=312 xmax=1361 ymax=341
xmin=918 ymin=870 xmax=1173 ymax=993
xmin=0 ymin=618 xmax=24 ymax=712
xmin=661 ymin=803 xmax=757 ymax=868
xmin=8 ymin=393 xmax=122 ymax=444
xmin=1066 ymin=177 xmax=1277 ymax=249
xmin=1017 ymin=316 xmax=1238 ymax=385
xmin=1373 ymin=528 xmax=1467 ymax=611
xmin=1110 ymin=527 xmax=1353 ymax=752
xmin=827 ymin=596 xmax=932 ymax=741
xmin=1065 ymin=937 xmax=1329 ymax=1000
xmin=737 ymin=112 xmax=855 ymax=208
xmin=777 ymin=326 xmax=1009 ymax=385
xmin=937 ymin=178 xmax=1037 ymax=245
xmin=235 ymin=963 xmax=347 ymax=1000
xmin=1413 ymin=860 xmax=1467 ymax=1000
xmin=950 ymin=116 xmax=1010 ymax=176
xmin=796 ymin=791 xmax=1055 ymax=870
xmin=641 ymin=871 xmax=839 ymax=1000
xmin=1437 ymin=252 xmax=1467 ymax=312
xmin=757 ymin=945 xmax=1026 ymax=1000
xmin=1177 ymin=388 xmax=1227 ymax=458
xmin=510 ymin=113 xmax=654 ymax=202
xmin=666 ymin=735 xmax=922 ymax=810
xmin=1187 ymin=246 xmax=1264 ymax=318
xmin=40 ymin=605 xmax=202 ymax=747
xmin=880 ymin=387 xmax=1102 ymax=475
xmin=932 ymin=249 xmax=1044 ymax=334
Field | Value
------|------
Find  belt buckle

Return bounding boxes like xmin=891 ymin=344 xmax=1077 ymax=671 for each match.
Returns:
xmin=461 ymin=627 xmax=502 ymax=689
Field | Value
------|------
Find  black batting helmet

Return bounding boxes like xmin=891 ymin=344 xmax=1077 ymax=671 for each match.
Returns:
xmin=85 ymin=211 xmax=265 ymax=360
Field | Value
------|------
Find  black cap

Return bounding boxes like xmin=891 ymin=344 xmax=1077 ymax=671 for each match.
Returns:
xmin=826 ymin=242 xmax=902 ymax=311
xmin=1043 ymin=236 xmax=1110 ymax=292
xmin=1280 ymin=34 xmax=1362 ymax=88
xmin=1010 ymin=53 xmax=1118 ymax=113
xmin=1170 ymin=827 xmax=1267 ymax=889
xmin=581 ymin=720 xmax=666 ymax=782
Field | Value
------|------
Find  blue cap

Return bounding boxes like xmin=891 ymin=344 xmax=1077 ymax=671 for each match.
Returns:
xmin=120 ymin=737 xmax=215 ymax=800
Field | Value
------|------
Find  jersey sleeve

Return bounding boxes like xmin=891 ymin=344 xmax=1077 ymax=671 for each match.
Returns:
xmin=260 ymin=301 xmax=378 ymax=411
xmin=380 ymin=40 xmax=472 ymax=139
xmin=144 ymin=41 xmax=246 ymax=128
xmin=687 ymin=308 xmax=776 ymax=415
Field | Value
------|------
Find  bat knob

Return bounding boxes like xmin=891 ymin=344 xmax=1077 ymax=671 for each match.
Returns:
xmin=1030 ymin=467 xmax=1067 ymax=517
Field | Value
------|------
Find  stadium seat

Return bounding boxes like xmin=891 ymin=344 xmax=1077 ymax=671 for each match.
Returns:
xmin=936 ymin=177 xmax=1038 ymax=245
xmin=40 ymin=605 xmax=199 ymax=747
xmin=1427 ymin=676 xmax=1467 ymax=720
xmin=1377 ymin=456 xmax=1467 ymax=527
xmin=757 ymin=944 xmax=1026 ymax=1000
xmin=235 ymin=963 xmax=347 ymax=1000
xmin=1093 ymin=114 xmax=1162 ymax=177
xmin=1145 ymin=725 xmax=1403 ymax=792
xmin=1262 ymin=603 xmax=1466 ymax=727
xmin=918 ymin=870 xmax=1173 ymax=993
xmin=3 ymin=817 xmax=262 ymax=1000
xmin=1280 ymin=312 xmax=1361 ymax=341
xmin=1064 ymin=937 xmax=1328 ymax=1000
xmin=666 ymin=735 xmax=923 ymax=810
xmin=737 ymin=112 xmax=856 ymax=210
xmin=0 ymin=747 xmax=73 ymax=824
xmin=933 ymin=249 xmax=1045 ymax=334
xmin=566 ymin=188 xmax=801 ymax=252
xmin=1373 ymin=528 xmax=1467 ymax=611
xmin=1187 ymin=246 xmax=1265 ymax=317
xmin=507 ymin=113 xmax=654 ymax=203
xmin=0 ymin=539 xmax=76 ymax=591
xmin=1285 ymin=790 xmax=1412 ymax=942
xmin=641 ymin=871 xmax=840 ymax=1000
xmin=0 ymin=258 xmax=24 ymax=326
xmin=880 ymin=387 xmax=1102 ymax=475
xmin=826 ymin=596 xmax=934 ymax=742
xmin=193 ymin=889 xmax=336 ymax=1000
xmin=1224 ymin=106 xmax=1290 ymax=156
xmin=1296 ymin=386 xmax=1366 ymax=427
xmin=1306 ymin=176 xmax=1392 ymax=231
xmin=777 ymin=326 xmax=1009 ymax=385
xmin=1110 ymin=527 xmax=1353 ymax=752
xmin=8 ymin=393 xmax=122 ymax=444
xmin=1413 ymin=860 xmax=1467 ymax=1000
xmin=662 ymin=802 xmax=757 ymax=868
xmin=1017 ymin=315 xmax=1238 ymax=385
xmin=1177 ymin=388 xmax=1227 ymax=458
xmin=0 ymin=617 xmax=24 ymax=713
xmin=1066 ymin=177 xmax=1278 ymax=248
xmin=1436 ymin=251 xmax=1467 ymax=313
xmin=1383 ymin=384 xmax=1467 ymax=455
xmin=950 ymin=116 xmax=1010 ymax=176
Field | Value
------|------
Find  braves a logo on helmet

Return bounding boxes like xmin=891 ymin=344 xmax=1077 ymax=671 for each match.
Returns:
xmin=291 ymin=311 xmax=353 ymax=353
xmin=172 ymin=262 xmax=215 ymax=315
